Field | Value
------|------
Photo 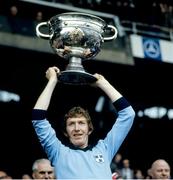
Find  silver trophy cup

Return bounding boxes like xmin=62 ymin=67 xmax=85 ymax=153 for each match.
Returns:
xmin=36 ymin=12 xmax=118 ymax=85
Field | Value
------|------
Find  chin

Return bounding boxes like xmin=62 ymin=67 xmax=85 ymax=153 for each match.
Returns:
xmin=73 ymin=141 xmax=84 ymax=147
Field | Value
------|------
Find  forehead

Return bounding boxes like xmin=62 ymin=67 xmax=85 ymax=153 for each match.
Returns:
xmin=37 ymin=162 xmax=53 ymax=171
xmin=154 ymin=161 xmax=170 ymax=170
xmin=66 ymin=116 xmax=87 ymax=122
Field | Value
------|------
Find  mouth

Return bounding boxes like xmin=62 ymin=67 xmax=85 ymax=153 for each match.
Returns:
xmin=73 ymin=134 xmax=83 ymax=138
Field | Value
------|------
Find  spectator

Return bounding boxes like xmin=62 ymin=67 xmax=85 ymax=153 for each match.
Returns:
xmin=121 ymin=159 xmax=134 ymax=179
xmin=7 ymin=4 xmax=34 ymax=36
xmin=7 ymin=5 xmax=21 ymax=34
xmin=148 ymin=159 xmax=171 ymax=179
xmin=21 ymin=173 xmax=32 ymax=179
xmin=33 ymin=11 xmax=47 ymax=36
xmin=0 ymin=170 xmax=12 ymax=179
xmin=134 ymin=169 xmax=144 ymax=179
xmin=111 ymin=153 xmax=123 ymax=173
xmin=34 ymin=11 xmax=43 ymax=26
xmin=32 ymin=158 xmax=56 ymax=179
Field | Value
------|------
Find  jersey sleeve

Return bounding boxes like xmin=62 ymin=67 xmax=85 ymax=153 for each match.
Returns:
xmin=32 ymin=109 xmax=61 ymax=164
xmin=103 ymin=97 xmax=135 ymax=161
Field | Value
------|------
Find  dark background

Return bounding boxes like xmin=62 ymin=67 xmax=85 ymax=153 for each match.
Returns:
xmin=0 ymin=45 xmax=173 ymax=178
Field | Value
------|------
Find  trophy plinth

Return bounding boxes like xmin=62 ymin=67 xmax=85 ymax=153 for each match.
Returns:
xmin=58 ymin=57 xmax=97 ymax=85
xmin=36 ymin=12 xmax=117 ymax=85
xmin=59 ymin=70 xmax=97 ymax=85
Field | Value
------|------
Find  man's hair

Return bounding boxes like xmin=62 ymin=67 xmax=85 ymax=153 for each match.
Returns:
xmin=32 ymin=158 xmax=51 ymax=172
xmin=64 ymin=106 xmax=94 ymax=132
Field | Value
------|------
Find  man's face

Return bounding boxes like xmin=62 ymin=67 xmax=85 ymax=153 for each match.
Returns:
xmin=66 ymin=116 xmax=91 ymax=148
xmin=150 ymin=160 xmax=170 ymax=180
xmin=0 ymin=171 xmax=9 ymax=179
xmin=32 ymin=162 xmax=55 ymax=179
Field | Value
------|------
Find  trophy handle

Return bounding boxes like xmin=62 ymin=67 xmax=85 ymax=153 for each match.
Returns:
xmin=103 ymin=25 xmax=118 ymax=41
xmin=36 ymin=22 xmax=52 ymax=39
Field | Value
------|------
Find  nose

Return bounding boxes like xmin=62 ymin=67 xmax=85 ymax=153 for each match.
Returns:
xmin=162 ymin=170 xmax=169 ymax=177
xmin=44 ymin=172 xmax=50 ymax=179
xmin=74 ymin=122 xmax=80 ymax=131
xmin=44 ymin=172 xmax=51 ymax=179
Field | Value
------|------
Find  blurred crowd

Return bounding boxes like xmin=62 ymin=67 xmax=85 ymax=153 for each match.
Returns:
xmin=110 ymin=153 xmax=171 ymax=180
xmin=0 ymin=158 xmax=56 ymax=179
xmin=0 ymin=0 xmax=173 ymax=38
xmin=0 ymin=4 xmax=44 ymax=36
xmin=0 ymin=154 xmax=171 ymax=179
xmin=45 ymin=0 xmax=173 ymax=28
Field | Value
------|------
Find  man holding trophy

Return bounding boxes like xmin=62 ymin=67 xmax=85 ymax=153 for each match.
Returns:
xmin=32 ymin=12 xmax=135 ymax=179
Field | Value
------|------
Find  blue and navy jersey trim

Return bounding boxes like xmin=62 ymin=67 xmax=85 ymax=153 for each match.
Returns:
xmin=113 ymin=97 xmax=130 ymax=112
xmin=32 ymin=109 xmax=47 ymax=120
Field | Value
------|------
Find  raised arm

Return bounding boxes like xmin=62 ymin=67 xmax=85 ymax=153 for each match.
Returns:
xmin=93 ymin=74 xmax=135 ymax=160
xmin=92 ymin=73 xmax=122 ymax=102
xmin=34 ymin=66 xmax=60 ymax=110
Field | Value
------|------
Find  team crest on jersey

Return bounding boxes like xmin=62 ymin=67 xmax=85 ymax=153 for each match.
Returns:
xmin=94 ymin=154 xmax=104 ymax=163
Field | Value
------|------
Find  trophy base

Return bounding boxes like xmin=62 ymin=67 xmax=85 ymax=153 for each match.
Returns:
xmin=58 ymin=70 xmax=97 ymax=85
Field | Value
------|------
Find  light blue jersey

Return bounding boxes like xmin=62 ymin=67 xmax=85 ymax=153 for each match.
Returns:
xmin=32 ymin=97 xmax=135 ymax=179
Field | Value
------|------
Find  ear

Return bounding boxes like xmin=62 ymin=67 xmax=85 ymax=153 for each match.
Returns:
xmin=88 ymin=128 xmax=93 ymax=135
xmin=147 ymin=168 xmax=152 ymax=177
xmin=32 ymin=172 xmax=36 ymax=179
xmin=64 ymin=132 xmax=68 ymax=137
